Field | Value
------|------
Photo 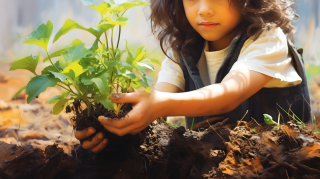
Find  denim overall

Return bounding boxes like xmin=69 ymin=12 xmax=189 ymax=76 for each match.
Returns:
xmin=180 ymin=30 xmax=311 ymax=129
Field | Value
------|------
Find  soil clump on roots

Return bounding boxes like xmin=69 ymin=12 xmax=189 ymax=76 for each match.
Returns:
xmin=1 ymin=120 xmax=320 ymax=179
xmin=70 ymin=100 xmax=139 ymax=150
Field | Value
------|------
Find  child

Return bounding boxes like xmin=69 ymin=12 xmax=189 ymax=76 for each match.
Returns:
xmin=75 ymin=0 xmax=311 ymax=153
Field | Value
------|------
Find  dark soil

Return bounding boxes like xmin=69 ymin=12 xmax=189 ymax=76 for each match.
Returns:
xmin=70 ymin=100 xmax=139 ymax=150
xmin=1 ymin=120 xmax=320 ymax=179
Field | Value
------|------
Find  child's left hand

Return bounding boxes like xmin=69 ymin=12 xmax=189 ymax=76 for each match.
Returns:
xmin=98 ymin=91 xmax=167 ymax=136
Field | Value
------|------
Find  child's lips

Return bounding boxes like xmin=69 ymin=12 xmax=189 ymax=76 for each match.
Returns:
xmin=199 ymin=22 xmax=219 ymax=30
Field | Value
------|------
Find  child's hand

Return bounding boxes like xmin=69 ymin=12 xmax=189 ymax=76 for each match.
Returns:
xmin=74 ymin=127 xmax=108 ymax=153
xmin=98 ymin=91 xmax=166 ymax=136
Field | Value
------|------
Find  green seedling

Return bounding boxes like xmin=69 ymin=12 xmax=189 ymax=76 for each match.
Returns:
xmin=263 ymin=114 xmax=280 ymax=130
xmin=190 ymin=117 xmax=195 ymax=131
xmin=162 ymin=119 xmax=178 ymax=128
xmin=10 ymin=0 xmax=160 ymax=117
xmin=252 ymin=128 xmax=257 ymax=133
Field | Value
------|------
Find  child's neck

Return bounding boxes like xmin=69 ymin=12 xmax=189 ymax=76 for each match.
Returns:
xmin=208 ymin=26 xmax=240 ymax=52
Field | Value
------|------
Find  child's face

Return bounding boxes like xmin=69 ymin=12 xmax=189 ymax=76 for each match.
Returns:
xmin=183 ymin=0 xmax=241 ymax=43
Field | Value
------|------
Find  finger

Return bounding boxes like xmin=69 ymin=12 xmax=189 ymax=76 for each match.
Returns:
xmin=98 ymin=115 xmax=136 ymax=129
xmin=103 ymin=122 xmax=146 ymax=137
xmin=109 ymin=92 xmax=140 ymax=104
xmin=74 ymin=127 xmax=96 ymax=140
xmin=82 ymin=132 xmax=105 ymax=150
xmin=91 ymin=139 xmax=108 ymax=153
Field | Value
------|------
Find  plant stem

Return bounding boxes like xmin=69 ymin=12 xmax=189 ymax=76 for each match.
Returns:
xmin=45 ymin=50 xmax=60 ymax=72
xmin=120 ymin=10 xmax=127 ymax=17
xmin=66 ymin=84 xmax=78 ymax=95
xmin=98 ymin=39 xmax=104 ymax=45
xmin=85 ymin=98 xmax=92 ymax=117
xmin=57 ymin=84 xmax=77 ymax=96
xmin=116 ymin=26 xmax=121 ymax=49
xmin=111 ymin=28 xmax=115 ymax=58
xmin=105 ymin=32 xmax=109 ymax=49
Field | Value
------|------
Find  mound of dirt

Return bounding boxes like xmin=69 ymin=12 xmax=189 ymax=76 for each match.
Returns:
xmin=0 ymin=120 xmax=320 ymax=179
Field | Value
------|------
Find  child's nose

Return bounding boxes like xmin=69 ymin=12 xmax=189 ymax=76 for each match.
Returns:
xmin=198 ymin=1 xmax=215 ymax=17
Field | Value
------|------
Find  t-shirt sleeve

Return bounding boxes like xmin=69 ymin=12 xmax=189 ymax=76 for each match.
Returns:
xmin=156 ymin=49 xmax=185 ymax=91
xmin=230 ymin=27 xmax=302 ymax=88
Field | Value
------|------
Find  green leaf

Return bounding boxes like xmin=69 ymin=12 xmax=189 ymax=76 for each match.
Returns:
xmin=49 ymin=70 xmax=69 ymax=82
xmin=53 ymin=98 xmax=70 ymax=115
xmin=252 ymin=128 xmax=257 ymax=133
xmin=263 ymin=114 xmax=275 ymax=125
xmin=125 ymin=41 xmax=134 ymax=64
xmin=87 ymin=39 xmax=99 ymax=54
xmin=91 ymin=72 xmax=109 ymax=93
xmin=42 ymin=60 xmax=64 ymax=74
xmin=81 ymin=75 xmax=94 ymax=85
xmin=118 ymin=0 xmax=150 ymax=12
xmin=127 ymin=73 xmax=137 ymax=80
xmin=136 ymin=79 xmax=149 ymax=88
xmin=120 ymin=61 xmax=131 ymax=67
xmin=26 ymin=75 xmax=59 ymax=103
xmin=61 ymin=60 xmax=89 ymax=79
xmin=53 ymin=19 xmax=102 ymax=43
xmin=130 ymin=81 xmax=141 ymax=89
xmin=81 ymin=0 xmax=110 ymax=15
xmin=137 ymin=58 xmax=155 ymax=71
xmin=134 ymin=46 xmax=145 ymax=59
xmin=48 ymin=91 xmax=70 ymax=104
xmin=94 ymin=92 xmax=114 ymax=110
xmin=43 ymin=49 xmax=65 ymax=63
xmin=44 ymin=39 xmax=83 ymax=62
xmin=99 ymin=99 xmax=114 ymax=110
xmin=9 ymin=54 xmax=40 ymax=75
xmin=19 ymin=20 xmax=53 ymax=50
xmin=62 ymin=43 xmax=88 ymax=63
xmin=140 ymin=72 xmax=153 ymax=85
xmin=115 ymin=50 xmax=126 ymax=60
xmin=151 ymin=59 xmax=161 ymax=66
xmin=97 ymin=17 xmax=128 ymax=29
xmin=272 ymin=126 xmax=280 ymax=130
xmin=14 ymin=85 xmax=27 ymax=100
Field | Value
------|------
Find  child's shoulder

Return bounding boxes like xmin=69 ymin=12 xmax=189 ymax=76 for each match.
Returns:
xmin=245 ymin=27 xmax=287 ymax=45
xmin=241 ymin=27 xmax=288 ymax=55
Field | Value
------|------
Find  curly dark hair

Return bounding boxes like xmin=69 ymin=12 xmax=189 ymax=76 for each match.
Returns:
xmin=150 ymin=0 xmax=299 ymax=59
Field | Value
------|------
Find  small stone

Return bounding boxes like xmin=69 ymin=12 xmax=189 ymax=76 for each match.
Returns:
xmin=248 ymin=152 xmax=256 ymax=157
xmin=158 ymin=139 xmax=169 ymax=146
xmin=140 ymin=145 xmax=148 ymax=152
xmin=210 ymin=149 xmax=225 ymax=158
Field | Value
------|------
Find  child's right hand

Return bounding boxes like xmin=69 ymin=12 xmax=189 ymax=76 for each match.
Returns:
xmin=74 ymin=127 xmax=108 ymax=153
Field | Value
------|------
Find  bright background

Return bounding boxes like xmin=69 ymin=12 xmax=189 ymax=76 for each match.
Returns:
xmin=0 ymin=0 xmax=319 ymax=78
xmin=0 ymin=0 xmax=319 ymax=130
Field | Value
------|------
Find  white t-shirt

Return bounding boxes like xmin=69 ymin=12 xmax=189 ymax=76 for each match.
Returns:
xmin=156 ymin=27 xmax=302 ymax=91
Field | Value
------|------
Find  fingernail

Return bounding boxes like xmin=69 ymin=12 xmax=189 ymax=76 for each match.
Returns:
xmin=111 ymin=93 xmax=122 ymax=99
xmin=103 ymin=139 xmax=108 ymax=144
xmin=98 ymin=133 xmax=104 ymax=139
xmin=99 ymin=116 xmax=109 ymax=121
xmin=88 ymin=128 xmax=95 ymax=133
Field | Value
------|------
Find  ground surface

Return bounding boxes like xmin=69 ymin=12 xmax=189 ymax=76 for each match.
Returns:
xmin=1 ymin=63 xmax=320 ymax=179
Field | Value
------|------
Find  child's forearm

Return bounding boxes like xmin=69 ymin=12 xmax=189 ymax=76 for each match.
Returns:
xmin=158 ymin=69 xmax=272 ymax=117
xmin=159 ymin=83 xmax=240 ymax=117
